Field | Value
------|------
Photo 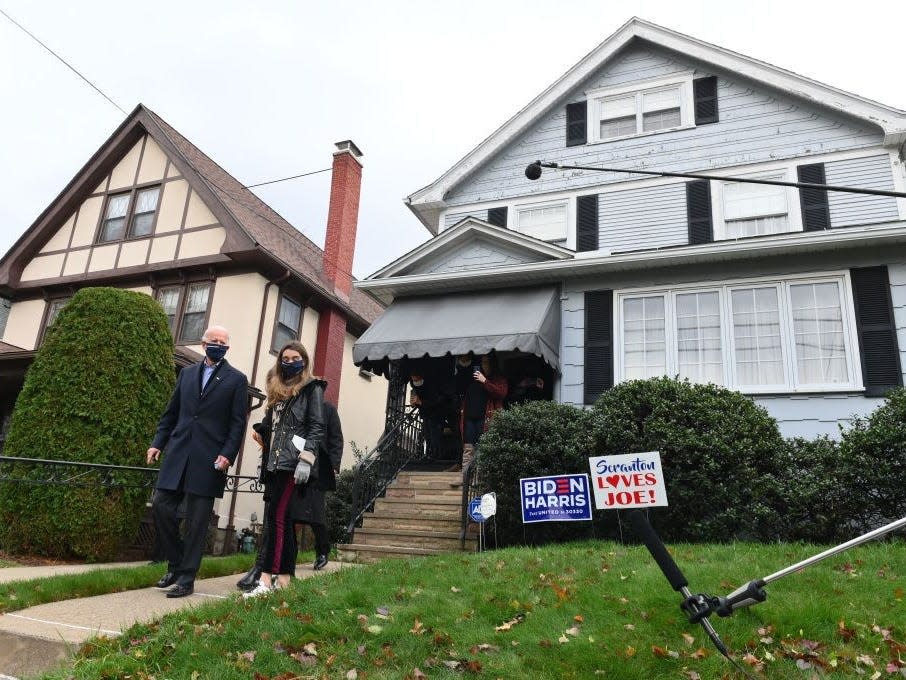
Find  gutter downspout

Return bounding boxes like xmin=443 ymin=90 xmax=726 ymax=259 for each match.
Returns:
xmin=226 ymin=268 xmax=291 ymax=533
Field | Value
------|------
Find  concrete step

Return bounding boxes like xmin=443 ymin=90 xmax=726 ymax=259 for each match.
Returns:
xmin=385 ymin=486 xmax=462 ymax=500
xmin=373 ymin=497 xmax=461 ymax=514
xmin=336 ymin=543 xmax=445 ymax=563
xmin=362 ymin=513 xmax=462 ymax=532
xmin=393 ymin=474 xmax=463 ymax=489
xmin=353 ymin=528 xmax=471 ymax=551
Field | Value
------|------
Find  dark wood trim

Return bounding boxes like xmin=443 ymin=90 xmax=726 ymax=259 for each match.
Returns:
xmin=33 ymin=221 xmax=222 ymax=259
xmin=132 ymin=136 xmax=147 ymax=187
xmin=176 ymin=185 xmax=193 ymax=260
xmin=59 ymin=205 xmax=81 ymax=279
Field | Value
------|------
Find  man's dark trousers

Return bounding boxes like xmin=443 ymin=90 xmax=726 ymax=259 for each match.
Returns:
xmin=153 ymin=488 xmax=215 ymax=586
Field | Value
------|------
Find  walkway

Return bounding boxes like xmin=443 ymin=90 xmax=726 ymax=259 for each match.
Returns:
xmin=0 ymin=560 xmax=349 ymax=679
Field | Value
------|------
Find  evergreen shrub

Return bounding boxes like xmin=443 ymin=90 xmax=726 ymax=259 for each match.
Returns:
xmin=590 ymin=377 xmax=786 ymax=542
xmin=0 ymin=287 xmax=174 ymax=560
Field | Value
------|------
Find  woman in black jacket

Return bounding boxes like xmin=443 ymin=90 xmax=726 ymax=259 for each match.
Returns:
xmin=246 ymin=341 xmax=325 ymax=596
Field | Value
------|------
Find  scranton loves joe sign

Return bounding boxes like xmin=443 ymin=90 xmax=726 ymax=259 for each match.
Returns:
xmin=519 ymin=474 xmax=592 ymax=523
xmin=588 ymin=451 xmax=668 ymax=509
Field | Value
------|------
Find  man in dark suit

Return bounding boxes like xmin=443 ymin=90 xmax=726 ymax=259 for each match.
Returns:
xmin=146 ymin=325 xmax=249 ymax=598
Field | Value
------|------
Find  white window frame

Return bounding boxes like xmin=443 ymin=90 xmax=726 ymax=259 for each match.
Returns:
xmin=514 ymin=198 xmax=570 ymax=242
xmin=711 ymin=167 xmax=804 ymax=240
xmin=586 ymin=74 xmax=695 ymax=145
xmin=614 ymin=271 xmax=863 ymax=394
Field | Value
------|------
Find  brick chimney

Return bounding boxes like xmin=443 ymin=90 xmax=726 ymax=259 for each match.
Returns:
xmin=314 ymin=140 xmax=363 ymax=405
xmin=322 ymin=140 xmax=363 ymax=300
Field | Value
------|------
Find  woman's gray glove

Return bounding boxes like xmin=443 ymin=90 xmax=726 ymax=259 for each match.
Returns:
xmin=294 ymin=450 xmax=317 ymax=485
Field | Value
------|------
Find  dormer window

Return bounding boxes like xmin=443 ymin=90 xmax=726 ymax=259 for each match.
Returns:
xmin=587 ymin=75 xmax=694 ymax=144
xmin=98 ymin=186 xmax=160 ymax=243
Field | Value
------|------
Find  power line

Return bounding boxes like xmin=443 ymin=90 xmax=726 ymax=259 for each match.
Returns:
xmin=0 ymin=7 xmax=127 ymax=115
xmin=245 ymin=167 xmax=332 ymax=189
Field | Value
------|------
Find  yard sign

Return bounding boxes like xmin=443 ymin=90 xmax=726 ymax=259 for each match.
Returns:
xmin=519 ymin=473 xmax=592 ymax=523
xmin=588 ymin=451 xmax=668 ymax=509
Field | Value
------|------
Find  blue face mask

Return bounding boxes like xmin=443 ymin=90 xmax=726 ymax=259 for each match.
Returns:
xmin=204 ymin=343 xmax=229 ymax=362
xmin=280 ymin=359 xmax=305 ymax=379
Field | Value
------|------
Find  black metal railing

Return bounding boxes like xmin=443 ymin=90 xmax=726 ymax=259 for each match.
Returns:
xmin=0 ymin=455 xmax=263 ymax=493
xmin=346 ymin=406 xmax=424 ymax=539
xmin=460 ymin=450 xmax=481 ymax=550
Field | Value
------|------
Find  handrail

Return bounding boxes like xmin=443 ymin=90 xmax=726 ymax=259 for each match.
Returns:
xmin=0 ymin=455 xmax=262 ymax=492
xmin=346 ymin=406 xmax=424 ymax=539
xmin=459 ymin=450 xmax=481 ymax=550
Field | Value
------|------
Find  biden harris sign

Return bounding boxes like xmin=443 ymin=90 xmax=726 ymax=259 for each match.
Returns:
xmin=519 ymin=474 xmax=592 ymax=523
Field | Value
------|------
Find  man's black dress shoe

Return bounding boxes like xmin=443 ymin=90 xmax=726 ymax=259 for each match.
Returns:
xmin=166 ymin=583 xmax=194 ymax=598
xmin=236 ymin=565 xmax=262 ymax=592
xmin=155 ymin=572 xmax=178 ymax=589
xmin=313 ymin=554 xmax=328 ymax=571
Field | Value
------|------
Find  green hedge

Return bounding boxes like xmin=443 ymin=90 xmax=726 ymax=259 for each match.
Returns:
xmin=478 ymin=401 xmax=596 ymax=546
xmin=837 ymin=387 xmax=906 ymax=532
xmin=590 ymin=378 xmax=786 ymax=542
xmin=0 ymin=287 xmax=174 ymax=560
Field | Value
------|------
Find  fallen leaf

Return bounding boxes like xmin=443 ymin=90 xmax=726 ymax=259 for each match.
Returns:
xmin=367 ymin=624 xmax=383 ymax=634
xmin=346 ymin=670 xmax=358 ymax=680
xmin=450 ymin=586 xmax=461 ymax=593
xmin=238 ymin=651 xmax=256 ymax=662
xmin=558 ymin=634 xmax=569 ymax=644
xmin=410 ymin=618 xmax=425 ymax=635
xmin=681 ymin=633 xmax=694 ymax=646
xmin=565 ymin=626 xmax=580 ymax=637
xmin=409 ymin=669 xmax=426 ymax=680
xmin=376 ymin=606 xmax=391 ymax=618
xmin=624 ymin=645 xmax=636 ymax=658
xmin=290 ymin=651 xmax=317 ymax=666
xmin=624 ymin=624 xmax=635 ymax=631
xmin=302 ymin=642 xmax=317 ymax=656
xmin=574 ymin=615 xmax=584 ymax=623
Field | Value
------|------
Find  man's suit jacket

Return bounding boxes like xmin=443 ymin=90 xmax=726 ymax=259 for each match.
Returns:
xmin=151 ymin=359 xmax=249 ymax=498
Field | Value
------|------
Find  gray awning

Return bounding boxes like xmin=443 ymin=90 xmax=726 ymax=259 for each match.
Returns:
xmin=353 ymin=286 xmax=560 ymax=370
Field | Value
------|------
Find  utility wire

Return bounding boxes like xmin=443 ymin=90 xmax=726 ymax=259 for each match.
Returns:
xmin=0 ymin=7 xmax=127 ymax=115
xmin=245 ymin=167 xmax=332 ymax=188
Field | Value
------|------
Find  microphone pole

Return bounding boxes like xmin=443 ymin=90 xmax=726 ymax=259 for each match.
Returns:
xmin=626 ymin=510 xmax=729 ymax=657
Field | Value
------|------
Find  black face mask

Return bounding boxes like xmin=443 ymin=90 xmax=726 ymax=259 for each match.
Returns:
xmin=280 ymin=359 xmax=305 ymax=379
xmin=205 ymin=344 xmax=229 ymax=362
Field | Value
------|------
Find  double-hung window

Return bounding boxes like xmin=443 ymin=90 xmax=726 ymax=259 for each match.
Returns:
xmin=156 ymin=282 xmax=212 ymax=344
xmin=514 ymin=200 xmax=569 ymax=242
xmin=272 ymin=295 xmax=303 ymax=351
xmin=40 ymin=297 xmax=72 ymax=343
xmin=588 ymin=75 xmax=693 ymax=143
xmin=98 ymin=186 xmax=161 ymax=243
xmin=616 ymin=274 xmax=860 ymax=393
xmin=719 ymin=171 xmax=797 ymax=238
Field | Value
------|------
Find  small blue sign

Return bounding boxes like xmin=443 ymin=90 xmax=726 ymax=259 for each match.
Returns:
xmin=468 ymin=497 xmax=486 ymax=523
xmin=520 ymin=474 xmax=592 ymax=524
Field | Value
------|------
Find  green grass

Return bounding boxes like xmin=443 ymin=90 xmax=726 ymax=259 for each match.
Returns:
xmin=0 ymin=552 xmax=255 ymax=613
xmin=41 ymin=540 xmax=905 ymax=679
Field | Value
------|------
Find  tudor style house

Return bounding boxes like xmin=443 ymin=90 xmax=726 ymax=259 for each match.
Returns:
xmin=354 ymin=18 xmax=906 ymax=440
xmin=0 ymin=105 xmax=386 ymax=532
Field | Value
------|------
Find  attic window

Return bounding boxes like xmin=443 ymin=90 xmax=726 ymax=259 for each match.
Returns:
xmin=98 ymin=186 xmax=160 ymax=243
xmin=587 ymin=75 xmax=693 ymax=144
xmin=515 ymin=199 xmax=568 ymax=241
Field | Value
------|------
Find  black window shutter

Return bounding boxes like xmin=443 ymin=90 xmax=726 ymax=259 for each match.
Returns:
xmin=584 ymin=290 xmax=613 ymax=404
xmin=693 ymin=76 xmax=718 ymax=125
xmin=686 ymin=180 xmax=713 ymax=244
xmin=797 ymin=163 xmax=831 ymax=231
xmin=487 ymin=207 xmax=507 ymax=227
xmin=851 ymin=266 xmax=902 ymax=396
xmin=566 ymin=101 xmax=587 ymax=147
xmin=576 ymin=194 xmax=599 ymax=252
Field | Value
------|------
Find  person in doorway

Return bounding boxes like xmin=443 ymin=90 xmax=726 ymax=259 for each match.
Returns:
xmin=146 ymin=325 xmax=249 ymax=599
xmin=409 ymin=368 xmax=448 ymax=461
xmin=455 ymin=352 xmax=507 ymax=472
xmin=243 ymin=341 xmax=325 ymax=598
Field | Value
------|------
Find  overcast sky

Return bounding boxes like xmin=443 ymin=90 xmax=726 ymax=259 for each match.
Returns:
xmin=2 ymin=0 xmax=905 ymax=280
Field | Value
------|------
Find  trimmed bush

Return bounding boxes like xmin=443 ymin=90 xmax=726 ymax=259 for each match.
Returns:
xmin=591 ymin=377 xmax=786 ymax=542
xmin=478 ymin=400 xmax=595 ymax=546
xmin=838 ymin=387 xmax=906 ymax=532
xmin=0 ymin=287 xmax=174 ymax=560
xmin=778 ymin=436 xmax=853 ymax=543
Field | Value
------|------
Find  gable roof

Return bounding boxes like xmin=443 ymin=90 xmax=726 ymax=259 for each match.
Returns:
xmin=368 ymin=217 xmax=574 ymax=279
xmin=406 ymin=17 xmax=906 ymax=233
xmin=0 ymin=105 xmax=382 ymax=329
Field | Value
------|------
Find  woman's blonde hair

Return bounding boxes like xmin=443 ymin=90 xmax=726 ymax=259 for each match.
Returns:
xmin=266 ymin=341 xmax=315 ymax=407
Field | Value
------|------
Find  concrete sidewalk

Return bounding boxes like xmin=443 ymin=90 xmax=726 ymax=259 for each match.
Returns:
xmin=0 ymin=561 xmax=351 ymax=679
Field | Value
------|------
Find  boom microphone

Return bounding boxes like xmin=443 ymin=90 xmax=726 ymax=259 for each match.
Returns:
xmin=524 ymin=161 xmax=542 ymax=180
xmin=627 ymin=509 xmax=687 ymax=591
